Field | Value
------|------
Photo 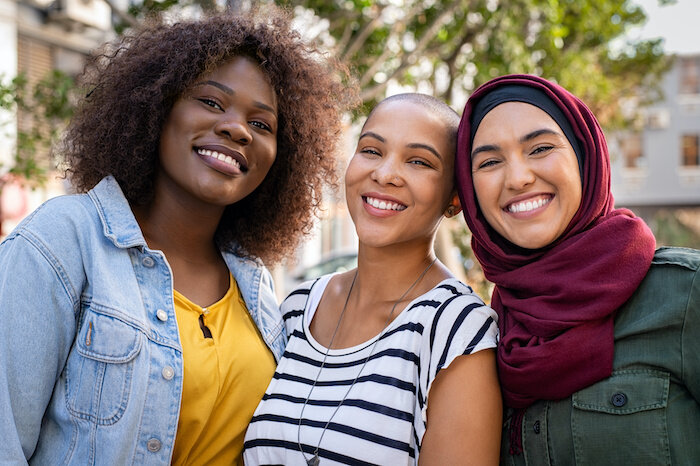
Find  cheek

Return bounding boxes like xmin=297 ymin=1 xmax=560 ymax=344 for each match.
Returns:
xmin=472 ymin=176 xmax=498 ymax=211
xmin=559 ymin=163 xmax=583 ymax=215
xmin=343 ymin=156 xmax=363 ymax=191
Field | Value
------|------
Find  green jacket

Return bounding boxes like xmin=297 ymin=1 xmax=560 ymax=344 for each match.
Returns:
xmin=501 ymin=247 xmax=700 ymax=466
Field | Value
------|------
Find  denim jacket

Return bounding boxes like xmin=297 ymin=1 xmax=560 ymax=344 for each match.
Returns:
xmin=0 ymin=176 xmax=286 ymax=465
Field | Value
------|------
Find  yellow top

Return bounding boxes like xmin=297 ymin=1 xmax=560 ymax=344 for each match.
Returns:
xmin=171 ymin=274 xmax=276 ymax=465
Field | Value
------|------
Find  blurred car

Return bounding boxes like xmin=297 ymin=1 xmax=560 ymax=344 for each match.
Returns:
xmin=294 ymin=252 xmax=358 ymax=282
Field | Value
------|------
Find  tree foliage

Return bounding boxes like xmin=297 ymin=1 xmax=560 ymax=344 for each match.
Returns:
xmin=0 ymin=70 xmax=75 ymax=186
xmin=279 ymin=0 xmax=670 ymax=125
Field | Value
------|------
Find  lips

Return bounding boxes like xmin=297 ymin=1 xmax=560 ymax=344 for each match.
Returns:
xmin=195 ymin=144 xmax=248 ymax=172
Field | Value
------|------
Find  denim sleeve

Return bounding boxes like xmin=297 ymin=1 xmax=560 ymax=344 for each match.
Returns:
xmin=0 ymin=232 xmax=78 ymax=462
xmin=683 ymin=265 xmax=700 ymax=403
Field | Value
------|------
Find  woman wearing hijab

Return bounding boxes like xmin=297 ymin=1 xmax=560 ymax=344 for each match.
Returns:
xmin=455 ymin=74 xmax=700 ymax=465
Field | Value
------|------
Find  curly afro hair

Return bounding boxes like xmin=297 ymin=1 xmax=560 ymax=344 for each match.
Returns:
xmin=62 ymin=6 xmax=358 ymax=264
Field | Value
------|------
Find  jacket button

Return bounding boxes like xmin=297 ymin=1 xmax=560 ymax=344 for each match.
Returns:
xmin=142 ymin=256 xmax=155 ymax=267
xmin=162 ymin=366 xmax=175 ymax=380
xmin=147 ymin=438 xmax=161 ymax=452
xmin=533 ymin=420 xmax=541 ymax=434
xmin=156 ymin=309 xmax=168 ymax=322
xmin=611 ymin=392 xmax=627 ymax=407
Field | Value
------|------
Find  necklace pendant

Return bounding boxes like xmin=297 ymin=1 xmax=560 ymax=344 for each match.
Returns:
xmin=307 ymin=454 xmax=320 ymax=466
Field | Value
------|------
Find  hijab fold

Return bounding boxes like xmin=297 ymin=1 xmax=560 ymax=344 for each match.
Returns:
xmin=456 ymin=75 xmax=656 ymax=409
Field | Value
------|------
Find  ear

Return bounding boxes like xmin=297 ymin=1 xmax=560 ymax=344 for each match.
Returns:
xmin=444 ymin=192 xmax=462 ymax=218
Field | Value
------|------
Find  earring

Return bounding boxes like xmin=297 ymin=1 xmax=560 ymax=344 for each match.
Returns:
xmin=446 ymin=206 xmax=455 ymax=217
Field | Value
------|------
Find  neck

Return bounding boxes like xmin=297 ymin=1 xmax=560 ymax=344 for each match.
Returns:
xmin=354 ymin=239 xmax=443 ymax=304
xmin=132 ymin=184 xmax=224 ymax=263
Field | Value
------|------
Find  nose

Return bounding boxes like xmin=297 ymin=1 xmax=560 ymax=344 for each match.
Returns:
xmin=215 ymin=112 xmax=252 ymax=145
xmin=504 ymin=155 xmax=536 ymax=191
xmin=370 ymin=155 xmax=403 ymax=186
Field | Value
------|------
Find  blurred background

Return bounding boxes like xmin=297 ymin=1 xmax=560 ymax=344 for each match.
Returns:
xmin=0 ymin=0 xmax=698 ymax=299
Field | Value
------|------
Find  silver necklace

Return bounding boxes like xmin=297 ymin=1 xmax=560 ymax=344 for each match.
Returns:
xmin=297 ymin=258 xmax=437 ymax=466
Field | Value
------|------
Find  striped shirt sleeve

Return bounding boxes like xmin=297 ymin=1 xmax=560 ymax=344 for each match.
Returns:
xmin=417 ymin=283 xmax=498 ymax=424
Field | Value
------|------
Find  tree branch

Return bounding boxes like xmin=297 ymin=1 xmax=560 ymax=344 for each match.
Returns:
xmin=341 ymin=4 xmax=387 ymax=61
xmin=360 ymin=1 xmax=461 ymax=101
xmin=102 ymin=0 xmax=139 ymax=28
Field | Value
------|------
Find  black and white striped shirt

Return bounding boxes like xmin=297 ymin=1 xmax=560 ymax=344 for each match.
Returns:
xmin=243 ymin=275 xmax=498 ymax=465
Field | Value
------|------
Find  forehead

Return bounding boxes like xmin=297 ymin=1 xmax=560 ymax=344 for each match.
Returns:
xmin=364 ymin=100 xmax=451 ymax=141
xmin=197 ymin=55 xmax=277 ymax=108
xmin=474 ymin=101 xmax=561 ymax=139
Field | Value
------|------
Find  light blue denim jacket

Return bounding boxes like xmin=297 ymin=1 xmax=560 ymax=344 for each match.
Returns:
xmin=0 ymin=176 xmax=286 ymax=465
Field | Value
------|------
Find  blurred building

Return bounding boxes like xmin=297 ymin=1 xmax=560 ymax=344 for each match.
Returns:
xmin=0 ymin=0 xmax=114 ymax=234
xmin=611 ymin=54 xmax=700 ymax=245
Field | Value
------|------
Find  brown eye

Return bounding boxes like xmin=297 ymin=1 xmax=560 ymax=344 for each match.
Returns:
xmin=198 ymin=98 xmax=223 ymax=111
xmin=531 ymin=145 xmax=554 ymax=155
xmin=478 ymin=159 xmax=499 ymax=169
xmin=250 ymin=120 xmax=272 ymax=132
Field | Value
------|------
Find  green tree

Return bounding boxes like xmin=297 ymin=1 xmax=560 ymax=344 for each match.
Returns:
xmin=279 ymin=0 xmax=671 ymax=125
xmin=0 ymin=71 xmax=75 ymax=186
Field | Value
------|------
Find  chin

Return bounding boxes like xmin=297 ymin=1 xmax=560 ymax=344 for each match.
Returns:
xmin=506 ymin=232 xmax=558 ymax=250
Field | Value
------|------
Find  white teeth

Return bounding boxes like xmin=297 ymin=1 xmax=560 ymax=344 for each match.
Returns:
xmin=197 ymin=148 xmax=240 ymax=169
xmin=508 ymin=197 xmax=550 ymax=213
xmin=365 ymin=196 xmax=406 ymax=211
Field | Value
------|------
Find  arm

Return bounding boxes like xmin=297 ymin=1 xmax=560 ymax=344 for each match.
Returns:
xmin=0 ymin=233 xmax=78 ymax=462
xmin=420 ymin=349 xmax=502 ymax=466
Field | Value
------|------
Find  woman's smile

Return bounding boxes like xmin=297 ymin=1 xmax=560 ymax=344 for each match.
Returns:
xmin=195 ymin=145 xmax=248 ymax=175
xmin=344 ymin=99 xmax=456 ymax=249
xmin=471 ymin=102 xmax=581 ymax=249
xmin=503 ymin=193 xmax=553 ymax=215
xmin=362 ymin=193 xmax=407 ymax=216
xmin=157 ymin=55 xmax=278 ymax=210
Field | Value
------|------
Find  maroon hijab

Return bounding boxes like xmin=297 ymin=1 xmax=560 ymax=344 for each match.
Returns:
xmin=456 ymin=75 xmax=656 ymax=409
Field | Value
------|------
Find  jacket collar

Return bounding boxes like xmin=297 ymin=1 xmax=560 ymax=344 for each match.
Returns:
xmin=88 ymin=176 xmax=148 ymax=249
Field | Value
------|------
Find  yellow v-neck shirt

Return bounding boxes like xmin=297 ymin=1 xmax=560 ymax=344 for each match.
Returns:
xmin=171 ymin=274 xmax=276 ymax=465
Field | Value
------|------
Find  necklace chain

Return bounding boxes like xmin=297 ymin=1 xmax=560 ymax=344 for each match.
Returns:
xmin=297 ymin=258 xmax=437 ymax=465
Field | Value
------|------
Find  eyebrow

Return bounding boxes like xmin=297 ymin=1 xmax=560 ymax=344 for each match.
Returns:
xmin=407 ymin=142 xmax=442 ymax=160
xmin=195 ymin=80 xmax=233 ymax=95
xmin=359 ymin=131 xmax=385 ymax=143
xmin=359 ymin=132 xmax=442 ymax=159
xmin=471 ymin=128 xmax=562 ymax=158
xmin=193 ymin=80 xmax=277 ymax=114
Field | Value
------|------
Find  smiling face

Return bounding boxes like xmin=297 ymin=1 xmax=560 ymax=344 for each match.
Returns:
xmin=344 ymin=99 xmax=459 ymax=250
xmin=470 ymin=101 xmax=582 ymax=249
xmin=156 ymin=55 xmax=278 ymax=212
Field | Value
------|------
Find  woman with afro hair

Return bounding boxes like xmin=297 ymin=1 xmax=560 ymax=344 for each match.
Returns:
xmin=0 ymin=6 xmax=356 ymax=465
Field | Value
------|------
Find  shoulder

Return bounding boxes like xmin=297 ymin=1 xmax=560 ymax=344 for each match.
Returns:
xmin=8 ymin=193 xmax=95 ymax=239
xmin=640 ymin=247 xmax=700 ymax=296
xmin=619 ymin=247 xmax=699 ymax=329
xmin=415 ymin=278 xmax=498 ymax=347
xmin=279 ymin=275 xmax=330 ymax=322
xmin=282 ymin=277 xmax=323 ymax=304
xmin=418 ymin=278 xmax=495 ymax=320
xmin=651 ymin=246 xmax=700 ymax=271
xmin=2 ymin=193 xmax=98 ymax=258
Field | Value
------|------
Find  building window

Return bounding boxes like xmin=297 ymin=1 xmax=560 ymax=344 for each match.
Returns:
xmin=679 ymin=56 xmax=700 ymax=95
xmin=682 ymin=134 xmax=699 ymax=167
xmin=620 ymin=133 xmax=644 ymax=168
